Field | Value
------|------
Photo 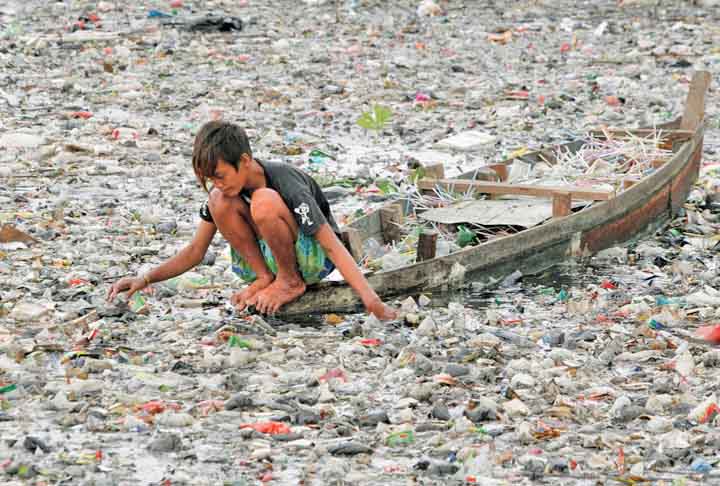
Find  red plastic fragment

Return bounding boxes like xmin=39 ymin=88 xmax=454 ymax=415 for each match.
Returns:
xmin=319 ymin=368 xmax=347 ymax=383
xmin=359 ymin=338 xmax=382 ymax=346
xmin=697 ymin=325 xmax=720 ymax=344
xmin=240 ymin=421 xmax=291 ymax=435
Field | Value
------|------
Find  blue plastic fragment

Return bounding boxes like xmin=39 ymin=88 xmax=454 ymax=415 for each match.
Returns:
xmin=148 ymin=10 xmax=172 ymax=18
xmin=690 ymin=457 xmax=712 ymax=474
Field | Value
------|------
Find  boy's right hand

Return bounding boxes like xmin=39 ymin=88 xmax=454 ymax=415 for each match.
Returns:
xmin=107 ymin=276 xmax=148 ymax=302
xmin=366 ymin=299 xmax=398 ymax=321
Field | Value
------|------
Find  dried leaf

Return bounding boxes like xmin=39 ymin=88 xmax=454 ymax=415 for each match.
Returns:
xmin=0 ymin=224 xmax=37 ymax=244
xmin=325 ymin=314 xmax=344 ymax=325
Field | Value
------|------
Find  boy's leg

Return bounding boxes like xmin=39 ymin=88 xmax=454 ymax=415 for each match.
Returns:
xmin=247 ymin=188 xmax=306 ymax=314
xmin=207 ymin=189 xmax=274 ymax=309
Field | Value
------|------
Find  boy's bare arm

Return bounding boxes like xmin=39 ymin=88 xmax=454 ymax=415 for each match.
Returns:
xmin=107 ymin=221 xmax=217 ymax=301
xmin=314 ymin=223 xmax=396 ymax=320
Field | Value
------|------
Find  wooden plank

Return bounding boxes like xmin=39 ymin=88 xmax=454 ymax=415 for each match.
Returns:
xmin=340 ymin=228 xmax=363 ymax=263
xmin=622 ymin=178 xmax=639 ymax=190
xmin=417 ymin=230 xmax=438 ymax=261
xmin=419 ymin=199 xmax=587 ymax=228
xmin=487 ymin=164 xmax=509 ymax=182
xmin=417 ymin=178 xmax=614 ymax=201
xmin=680 ymin=71 xmax=711 ymax=132
xmin=589 ymin=128 xmax=693 ymax=143
xmin=423 ymin=163 xmax=445 ymax=180
xmin=347 ymin=206 xmax=383 ymax=241
xmin=552 ymin=192 xmax=572 ymax=218
xmin=455 ymin=166 xmax=503 ymax=182
xmin=380 ymin=203 xmax=403 ymax=244
xmin=651 ymin=159 xmax=665 ymax=169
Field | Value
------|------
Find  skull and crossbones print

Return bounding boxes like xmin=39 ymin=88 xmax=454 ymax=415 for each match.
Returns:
xmin=294 ymin=203 xmax=313 ymax=226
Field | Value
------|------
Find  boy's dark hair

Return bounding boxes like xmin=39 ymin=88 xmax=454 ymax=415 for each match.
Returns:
xmin=192 ymin=121 xmax=253 ymax=192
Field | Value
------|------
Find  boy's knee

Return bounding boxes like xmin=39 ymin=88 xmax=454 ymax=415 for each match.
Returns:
xmin=208 ymin=189 xmax=246 ymax=220
xmin=250 ymin=189 xmax=285 ymax=223
xmin=208 ymin=189 xmax=230 ymax=213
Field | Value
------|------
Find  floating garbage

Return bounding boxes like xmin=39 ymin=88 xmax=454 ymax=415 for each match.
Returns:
xmin=1 ymin=0 xmax=719 ymax=484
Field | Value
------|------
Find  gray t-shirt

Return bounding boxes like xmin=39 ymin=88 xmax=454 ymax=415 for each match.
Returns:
xmin=199 ymin=160 xmax=340 ymax=237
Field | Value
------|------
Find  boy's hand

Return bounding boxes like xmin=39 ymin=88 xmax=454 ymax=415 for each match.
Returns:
xmin=365 ymin=298 xmax=397 ymax=321
xmin=107 ymin=276 xmax=148 ymax=302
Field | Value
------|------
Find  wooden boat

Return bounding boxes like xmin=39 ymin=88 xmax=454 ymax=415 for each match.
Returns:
xmin=278 ymin=71 xmax=711 ymax=317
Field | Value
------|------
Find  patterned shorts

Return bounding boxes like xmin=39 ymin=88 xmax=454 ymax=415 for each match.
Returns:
xmin=231 ymin=232 xmax=335 ymax=285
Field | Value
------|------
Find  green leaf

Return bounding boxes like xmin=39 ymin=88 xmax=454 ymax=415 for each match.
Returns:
xmin=376 ymin=178 xmax=398 ymax=194
xmin=356 ymin=104 xmax=393 ymax=131
xmin=373 ymin=104 xmax=392 ymax=128
xmin=356 ymin=112 xmax=377 ymax=131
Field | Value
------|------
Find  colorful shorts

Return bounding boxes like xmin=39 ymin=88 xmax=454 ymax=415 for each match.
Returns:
xmin=231 ymin=232 xmax=335 ymax=285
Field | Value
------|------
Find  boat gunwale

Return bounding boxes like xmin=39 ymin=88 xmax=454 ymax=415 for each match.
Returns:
xmin=360 ymin=125 xmax=702 ymax=276
xmin=275 ymin=125 xmax=703 ymax=317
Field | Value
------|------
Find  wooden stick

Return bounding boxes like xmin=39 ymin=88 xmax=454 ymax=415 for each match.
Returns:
xmin=680 ymin=71 xmax=711 ymax=132
xmin=64 ymin=310 xmax=99 ymax=328
xmin=417 ymin=230 xmax=438 ymax=262
xmin=552 ymin=192 xmax=572 ymax=218
xmin=417 ymin=178 xmax=614 ymax=201
xmin=380 ymin=203 xmax=403 ymax=244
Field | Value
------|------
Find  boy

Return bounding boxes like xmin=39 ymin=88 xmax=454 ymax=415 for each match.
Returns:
xmin=107 ymin=121 xmax=396 ymax=320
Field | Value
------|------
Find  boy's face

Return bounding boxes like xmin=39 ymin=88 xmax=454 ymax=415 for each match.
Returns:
xmin=209 ymin=157 xmax=248 ymax=197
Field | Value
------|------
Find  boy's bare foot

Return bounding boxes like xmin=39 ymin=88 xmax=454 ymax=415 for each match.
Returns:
xmin=231 ymin=275 xmax=274 ymax=311
xmin=248 ymin=277 xmax=306 ymax=314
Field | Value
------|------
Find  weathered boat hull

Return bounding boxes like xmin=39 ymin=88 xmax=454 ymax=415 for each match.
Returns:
xmin=278 ymin=73 xmax=710 ymax=317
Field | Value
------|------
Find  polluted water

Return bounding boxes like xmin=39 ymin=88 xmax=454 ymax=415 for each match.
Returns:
xmin=1 ymin=0 xmax=720 ymax=485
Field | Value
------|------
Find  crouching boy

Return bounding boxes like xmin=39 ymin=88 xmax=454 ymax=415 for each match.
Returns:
xmin=108 ymin=121 xmax=396 ymax=320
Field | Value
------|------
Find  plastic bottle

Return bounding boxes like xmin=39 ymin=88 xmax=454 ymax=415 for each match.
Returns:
xmin=363 ymin=237 xmax=386 ymax=259
xmin=381 ymin=250 xmax=409 ymax=271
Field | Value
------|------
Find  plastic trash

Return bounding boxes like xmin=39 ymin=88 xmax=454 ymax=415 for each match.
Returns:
xmin=240 ymin=422 xmax=291 ymax=435
xmin=1 ymin=0 xmax=719 ymax=483
xmin=386 ymin=430 xmax=415 ymax=447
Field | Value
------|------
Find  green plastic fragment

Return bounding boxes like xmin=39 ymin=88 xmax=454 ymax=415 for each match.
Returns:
xmin=228 ymin=336 xmax=251 ymax=349
xmin=456 ymin=225 xmax=477 ymax=248
xmin=129 ymin=293 xmax=146 ymax=313
xmin=375 ymin=178 xmax=397 ymax=194
xmin=308 ymin=149 xmax=332 ymax=165
xmin=386 ymin=430 xmax=415 ymax=447
xmin=0 ymin=384 xmax=17 ymax=394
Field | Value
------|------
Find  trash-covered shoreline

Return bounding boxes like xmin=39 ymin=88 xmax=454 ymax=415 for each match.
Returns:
xmin=1 ymin=0 xmax=720 ymax=484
